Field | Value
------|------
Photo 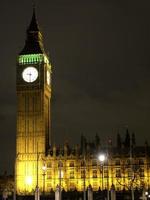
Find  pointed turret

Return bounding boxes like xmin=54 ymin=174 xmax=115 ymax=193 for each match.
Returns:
xmin=27 ymin=7 xmax=39 ymax=32
xmin=19 ymin=8 xmax=45 ymax=55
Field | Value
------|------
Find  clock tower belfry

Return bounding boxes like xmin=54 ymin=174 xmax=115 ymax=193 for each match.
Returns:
xmin=16 ymin=9 xmax=52 ymax=193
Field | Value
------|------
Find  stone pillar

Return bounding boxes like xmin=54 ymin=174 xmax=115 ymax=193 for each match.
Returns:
xmin=110 ymin=184 xmax=116 ymax=200
xmin=55 ymin=185 xmax=61 ymax=200
xmin=88 ymin=185 xmax=93 ymax=200
xmin=35 ymin=186 xmax=40 ymax=200
xmin=142 ymin=188 xmax=148 ymax=200
xmin=53 ymin=145 xmax=56 ymax=157
xmin=3 ymin=189 xmax=8 ymax=200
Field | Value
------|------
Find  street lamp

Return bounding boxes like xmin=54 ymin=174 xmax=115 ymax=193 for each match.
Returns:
xmin=98 ymin=153 xmax=109 ymax=200
xmin=35 ymin=143 xmax=39 ymax=200
xmin=83 ymin=158 xmax=86 ymax=200
xmin=58 ymin=161 xmax=63 ymax=200
xmin=42 ymin=163 xmax=47 ymax=195
xmin=144 ymin=191 xmax=150 ymax=200
xmin=98 ymin=154 xmax=106 ymax=191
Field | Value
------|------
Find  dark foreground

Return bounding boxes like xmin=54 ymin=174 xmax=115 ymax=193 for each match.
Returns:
xmin=1 ymin=189 xmax=145 ymax=200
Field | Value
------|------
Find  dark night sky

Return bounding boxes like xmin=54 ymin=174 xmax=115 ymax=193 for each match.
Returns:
xmin=0 ymin=0 xmax=150 ymax=173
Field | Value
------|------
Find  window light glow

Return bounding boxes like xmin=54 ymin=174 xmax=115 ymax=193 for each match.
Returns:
xmin=25 ymin=176 xmax=32 ymax=185
xmin=18 ymin=54 xmax=49 ymax=64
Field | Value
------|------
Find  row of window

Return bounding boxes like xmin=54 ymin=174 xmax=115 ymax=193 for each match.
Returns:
xmin=46 ymin=159 xmax=145 ymax=168
xmin=46 ymin=168 xmax=145 ymax=179
xmin=18 ymin=54 xmax=44 ymax=64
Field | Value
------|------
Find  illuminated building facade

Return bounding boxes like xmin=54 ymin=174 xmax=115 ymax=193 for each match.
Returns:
xmin=16 ymin=10 xmax=150 ymax=194
xmin=38 ymin=135 xmax=150 ymax=193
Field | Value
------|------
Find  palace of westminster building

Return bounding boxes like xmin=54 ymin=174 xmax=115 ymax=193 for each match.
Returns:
xmin=15 ymin=9 xmax=150 ymax=194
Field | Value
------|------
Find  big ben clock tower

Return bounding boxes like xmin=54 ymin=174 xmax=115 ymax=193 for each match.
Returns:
xmin=16 ymin=9 xmax=51 ymax=193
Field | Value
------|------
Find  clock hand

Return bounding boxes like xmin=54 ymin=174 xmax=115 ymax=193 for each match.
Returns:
xmin=27 ymin=72 xmax=32 ymax=82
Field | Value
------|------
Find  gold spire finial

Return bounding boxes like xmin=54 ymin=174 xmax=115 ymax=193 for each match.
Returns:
xmin=32 ymin=0 xmax=36 ymax=13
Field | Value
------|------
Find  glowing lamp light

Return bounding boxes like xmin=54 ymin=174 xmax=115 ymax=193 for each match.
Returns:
xmin=42 ymin=165 xmax=47 ymax=171
xmin=98 ymin=154 xmax=106 ymax=162
xmin=25 ymin=176 xmax=32 ymax=185
xmin=145 ymin=191 xmax=148 ymax=196
xmin=61 ymin=171 xmax=64 ymax=178
xmin=58 ymin=171 xmax=64 ymax=178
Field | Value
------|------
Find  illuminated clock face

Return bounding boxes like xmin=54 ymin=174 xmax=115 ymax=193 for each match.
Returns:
xmin=47 ymin=70 xmax=50 ymax=85
xmin=22 ymin=67 xmax=38 ymax=83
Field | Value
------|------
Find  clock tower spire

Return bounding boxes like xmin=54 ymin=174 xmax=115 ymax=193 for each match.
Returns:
xmin=20 ymin=8 xmax=45 ymax=55
xmin=16 ymin=8 xmax=52 ymax=193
